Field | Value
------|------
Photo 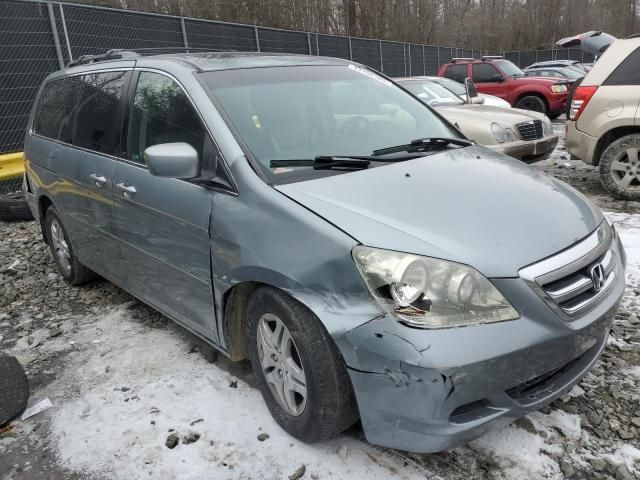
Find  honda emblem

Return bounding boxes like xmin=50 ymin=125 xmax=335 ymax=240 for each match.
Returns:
xmin=590 ymin=263 xmax=606 ymax=292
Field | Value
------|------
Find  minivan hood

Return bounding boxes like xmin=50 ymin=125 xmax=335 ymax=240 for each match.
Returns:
xmin=276 ymin=146 xmax=603 ymax=277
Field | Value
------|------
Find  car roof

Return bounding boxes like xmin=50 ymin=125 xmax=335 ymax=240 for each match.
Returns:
xmin=56 ymin=51 xmax=352 ymax=77
xmin=529 ymin=60 xmax=580 ymax=67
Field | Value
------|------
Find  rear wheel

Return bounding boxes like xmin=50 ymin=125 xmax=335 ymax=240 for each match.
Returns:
xmin=45 ymin=207 xmax=95 ymax=285
xmin=515 ymin=95 xmax=547 ymax=115
xmin=599 ymin=134 xmax=640 ymax=201
xmin=246 ymin=286 xmax=358 ymax=442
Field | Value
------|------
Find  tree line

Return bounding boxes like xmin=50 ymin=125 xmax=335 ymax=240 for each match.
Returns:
xmin=68 ymin=0 xmax=637 ymax=51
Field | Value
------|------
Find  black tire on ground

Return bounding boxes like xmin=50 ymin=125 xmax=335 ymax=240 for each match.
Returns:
xmin=515 ymin=95 xmax=547 ymax=114
xmin=246 ymin=286 xmax=358 ymax=443
xmin=0 ymin=198 xmax=34 ymax=221
xmin=44 ymin=206 xmax=96 ymax=285
xmin=599 ymin=134 xmax=640 ymax=201
xmin=547 ymin=112 xmax=562 ymax=120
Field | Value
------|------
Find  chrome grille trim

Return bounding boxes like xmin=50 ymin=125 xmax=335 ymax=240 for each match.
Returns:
xmin=519 ymin=223 xmax=617 ymax=320
xmin=516 ymin=120 xmax=544 ymax=141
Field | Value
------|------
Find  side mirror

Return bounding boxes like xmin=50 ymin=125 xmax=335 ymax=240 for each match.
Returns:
xmin=145 ymin=143 xmax=200 ymax=179
xmin=470 ymin=95 xmax=485 ymax=104
xmin=464 ymin=77 xmax=480 ymax=102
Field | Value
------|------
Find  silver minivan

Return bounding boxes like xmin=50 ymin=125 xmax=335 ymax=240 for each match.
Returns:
xmin=24 ymin=51 xmax=626 ymax=453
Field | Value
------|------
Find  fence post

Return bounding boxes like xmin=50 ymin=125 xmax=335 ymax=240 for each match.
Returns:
xmin=379 ymin=40 xmax=384 ymax=73
xmin=422 ymin=45 xmax=425 ymax=75
xmin=437 ymin=46 xmax=440 ymax=68
xmin=180 ymin=18 xmax=189 ymax=51
xmin=46 ymin=1 xmax=65 ymax=69
xmin=315 ymin=34 xmax=319 ymax=56
xmin=306 ymin=32 xmax=312 ymax=54
xmin=254 ymin=26 xmax=260 ymax=52
xmin=348 ymin=37 xmax=353 ymax=60
xmin=58 ymin=4 xmax=73 ymax=62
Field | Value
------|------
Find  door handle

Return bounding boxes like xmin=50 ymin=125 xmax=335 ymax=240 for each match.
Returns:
xmin=89 ymin=174 xmax=106 ymax=187
xmin=116 ymin=182 xmax=137 ymax=198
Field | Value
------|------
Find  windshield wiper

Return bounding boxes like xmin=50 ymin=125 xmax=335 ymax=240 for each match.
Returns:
xmin=372 ymin=137 xmax=472 ymax=157
xmin=270 ymin=153 xmax=425 ymax=170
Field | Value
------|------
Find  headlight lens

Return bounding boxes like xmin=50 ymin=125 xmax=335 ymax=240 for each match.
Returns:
xmin=491 ymin=122 xmax=507 ymax=143
xmin=352 ymin=246 xmax=519 ymax=329
xmin=551 ymin=84 xmax=568 ymax=93
xmin=504 ymin=127 xmax=517 ymax=143
xmin=542 ymin=117 xmax=554 ymax=136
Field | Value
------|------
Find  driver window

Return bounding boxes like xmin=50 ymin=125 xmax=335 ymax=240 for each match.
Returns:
xmin=472 ymin=63 xmax=502 ymax=83
xmin=128 ymin=72 xmax=205 ymax=165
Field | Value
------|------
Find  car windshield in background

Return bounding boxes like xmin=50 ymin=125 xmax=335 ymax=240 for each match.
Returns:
xmin=401 ymin=80 xmax=465 ymax=107
xmin=200 ymin=65 xmax=459 ymax=183
xmin=494 ymin=60 xmax=526 ymax=77
xmin=432 ymin=77 xmax=466 ymax=96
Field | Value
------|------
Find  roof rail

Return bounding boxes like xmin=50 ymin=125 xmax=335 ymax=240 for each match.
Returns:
xmin=481 ymin=55 xmax=503 ymax=60
xmin=451 ymin=57 xmax=475 ymax=62
xmin=66 ymin=47 xmax=234 ymax=68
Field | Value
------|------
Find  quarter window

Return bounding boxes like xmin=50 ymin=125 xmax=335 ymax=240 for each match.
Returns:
xmin=127 ymin=72 xmax=205 ymax=165
xmin=604 ymin=47 xmax=640 ymax=86
xmin=73 ymin=72 xmax=127 ymax=155
xmin=444 ymin=64 xmax=468 ymax=83
xmin=33 ymin=76 xmax=82 ymax=143
xmin=472 ymin=63 xmax=502 ymax=82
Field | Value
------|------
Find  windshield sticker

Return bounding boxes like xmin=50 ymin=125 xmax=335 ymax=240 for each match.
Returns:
xmin=348 ymin=64 xmax=392 ymax=86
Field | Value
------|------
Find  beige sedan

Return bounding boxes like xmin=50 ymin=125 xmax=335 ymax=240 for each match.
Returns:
xmin=395 ymin=77 xmax=558 ymax=163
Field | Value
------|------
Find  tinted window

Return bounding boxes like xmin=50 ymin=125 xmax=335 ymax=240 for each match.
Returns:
xmin=33 ymin=76 xmax=82 ymax=143
xmin=444 ymin=64 xmax=468 ymax=83
xmin=473 ymin=63 xmax=502 ymax=82
xmin=604 ymin=47 xmax=640 ymax=85
xmin=73 ymin=72 xmax=127 ymax=155
xmin=128 ymin=72 xmax=205 ymax=165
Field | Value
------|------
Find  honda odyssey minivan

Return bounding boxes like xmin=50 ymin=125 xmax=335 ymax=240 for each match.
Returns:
xmin=24 ymin=50 xmax=626 ymax=453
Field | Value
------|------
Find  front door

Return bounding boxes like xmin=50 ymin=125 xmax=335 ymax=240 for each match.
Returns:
xmin=472 ymin=63 xmax=507 ymax=99
xmin=113 ymin=70 xmax=218 ymax=342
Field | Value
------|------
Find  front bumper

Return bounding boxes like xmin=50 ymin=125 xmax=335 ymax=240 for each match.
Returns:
xmin=565 ymin=120 xmax=599 ymax=165
xmin=336 ymin=233 xmax=625 ymax=453
xmin=488 ymin=134 xmax=559 ymax=163
xmin=548 ymin=93 xmax=567 ymax=115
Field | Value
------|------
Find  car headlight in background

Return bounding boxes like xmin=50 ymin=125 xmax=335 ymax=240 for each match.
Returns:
xmin=551 ymin=84 xmax=568 ymax=93
xmin=352 ymin=246 xmax=519 ymax=329
xmin=542 ymin=117 xmax=554 ymax=136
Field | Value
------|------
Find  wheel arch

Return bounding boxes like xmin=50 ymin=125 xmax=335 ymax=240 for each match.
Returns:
xmin=593 ymin=126 xmax=640 ymax=166
xmin=514 ymin=91 xmax=549 ymax=112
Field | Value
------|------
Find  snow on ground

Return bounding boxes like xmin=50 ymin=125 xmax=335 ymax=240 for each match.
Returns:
xmin=47 ymin=305 xmax=429 ymax=480
xmin=606 ymin=211 xmax=640 ymax=287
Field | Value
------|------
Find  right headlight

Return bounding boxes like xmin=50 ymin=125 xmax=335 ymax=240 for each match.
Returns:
xmin=491 ymin=122 xmax=507 ymax=143
xmin=352 ymin=246 xmax=519 ymax=329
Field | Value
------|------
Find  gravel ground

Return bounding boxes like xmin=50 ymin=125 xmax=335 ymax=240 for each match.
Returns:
xmin=1 ymin=121 xmax=640 ymax=480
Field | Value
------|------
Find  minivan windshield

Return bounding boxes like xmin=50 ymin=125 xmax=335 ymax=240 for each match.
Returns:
xmin=200 ymin=65 xmax=460 ymax=183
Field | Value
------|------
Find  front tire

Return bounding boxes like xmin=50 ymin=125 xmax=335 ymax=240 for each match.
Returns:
xmin=246 ymin=287 xmax=358 ymax=443
xmin=515 ymin=95 xmax=547 ymax=115
xmin=45 ymin=207 xmax=95 ymax=285
xmin=599 ymin=134 xmax=640 ymax=201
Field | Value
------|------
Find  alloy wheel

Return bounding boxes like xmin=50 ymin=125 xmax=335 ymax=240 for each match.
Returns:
xmin=50 ymin=219 xmax=71 ymax=273
xmin=256 ymin=313 xmax=307 ymax=416
xmin=609 ymin=147 xmax=640 ymax=191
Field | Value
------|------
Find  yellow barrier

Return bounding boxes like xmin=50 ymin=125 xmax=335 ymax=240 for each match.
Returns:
xmin=0 ymin=152 xmax=25 ymax=181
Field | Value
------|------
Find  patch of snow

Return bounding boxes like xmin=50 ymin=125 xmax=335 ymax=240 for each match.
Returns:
xmin=530 ymin=410 xmax=582 ymax=440
xmin=49 ymin=306 xmax=428 ymax=480
xmin=602 ymin=444 xmax=640 ymax=472
xmin=469 ymin=424 xmax=561 ymax=479
xmin=624 ymin=366 xmax=640 ymax=381
xmin=605 ymin=211 xmax=640 ymax=286
xmin=568 ymin=385 xmax=585 ymax=398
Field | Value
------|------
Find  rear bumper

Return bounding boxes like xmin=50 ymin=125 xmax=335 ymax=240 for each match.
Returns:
xmin=566 ymin=120 xmax=599 ymax=165
xmin=336 ymin=234 xmax=625 ymax=453
xmin=488 ymin=134 xmax=558 ymax=162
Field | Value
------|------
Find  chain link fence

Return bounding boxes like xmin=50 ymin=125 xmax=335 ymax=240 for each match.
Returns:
xmin=0 ymin=0 xmax=589 ymax=155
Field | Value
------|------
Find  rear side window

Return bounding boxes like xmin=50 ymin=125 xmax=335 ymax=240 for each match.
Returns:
xmin=73 ymin=72 xmax=127 ymax=155
xmin=472 ymin=63 xmax=503 ymax=82
xmin=33 ymin=76 xmax=82 ymax=143
xmin=443 ymin=64 xmax=468 ymax=83
xmin=604 ymin=47 xmax=640 ymax=85
xmin=127 ymin=72 xmax=205 ymax=165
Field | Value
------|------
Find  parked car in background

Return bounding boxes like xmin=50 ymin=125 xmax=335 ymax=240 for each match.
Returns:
xmin=25 ymin=50 xmax=625 ymax=454
xmin=0 ymin=152 xmax=32 ymax=221
xmin=438 ymin=57 xmax=570 ymax=118
xmin=396 ymin=76 xmax=557 ymax=162
xmin=428 ymin=76 xmax=511 ymax=108
xmin=523 ymin=66 xmax=584 ymax=84
xmin=525 ymin=60 xmax=589 ymax=74
xmin=565 ymin=35 xmax=640 ymax=200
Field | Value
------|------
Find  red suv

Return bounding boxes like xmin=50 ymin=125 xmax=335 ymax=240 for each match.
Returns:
xmin=438 ymin=57 xmax=570 ymax=118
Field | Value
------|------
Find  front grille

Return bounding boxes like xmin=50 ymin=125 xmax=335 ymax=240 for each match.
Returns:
xmin=516 ymin=120 xmax=544 ymax=140
xmin=519 ymin=224 xmax=618 ymax=320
